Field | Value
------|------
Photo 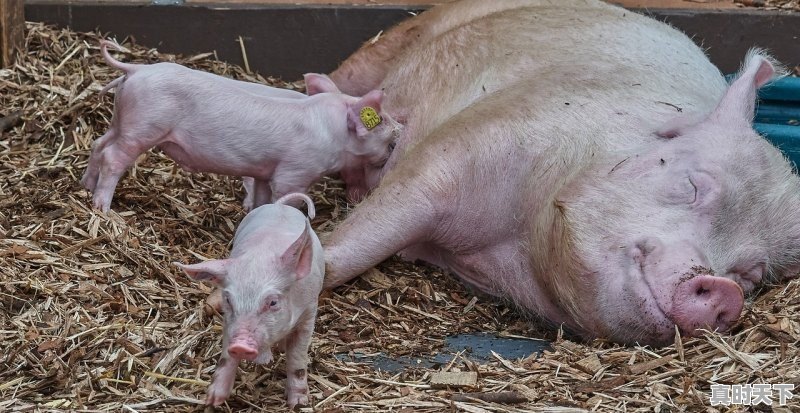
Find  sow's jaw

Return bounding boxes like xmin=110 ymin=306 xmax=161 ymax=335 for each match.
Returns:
xmin=554 ymin=55 xmax=800 ymax=347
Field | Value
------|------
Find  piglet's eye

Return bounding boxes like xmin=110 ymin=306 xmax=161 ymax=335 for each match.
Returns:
xmin=262 ymin=295 xmax=281 ymax=312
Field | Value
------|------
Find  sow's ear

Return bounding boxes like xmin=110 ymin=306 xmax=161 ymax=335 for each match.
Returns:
xmin=657 ymin=49 xmax=779 ymax=139
xmin=304 ymin=73 xmax=340 ymax=95
xmin=174 ymin=260 xmax=229 ymax=285
xmin=710 ymin=49 xmax=778 ymax=125
xmin=281 ymin=220 xmax=315 ymax=280
xmin=347 ymin=89 xmax=384 ymax=137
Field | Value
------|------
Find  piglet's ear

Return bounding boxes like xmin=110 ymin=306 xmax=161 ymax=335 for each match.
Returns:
xmin=304 ymin=73 xmax=340 ymax=95
xmin=347 ymin=90 xmax=384 ymax=137
xmin=281 ymin=220 xmax=314 ymax=280
xmin=174 ymin=260 xmax=229 ymax=285
xmin=710 ymin=50 xmax=777 ymax=125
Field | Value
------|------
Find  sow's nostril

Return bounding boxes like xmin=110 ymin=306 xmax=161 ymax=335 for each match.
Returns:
xmin=228 ymin=342 xmax=259 ymax=361
xmin=670 ymin=275 xmax=744 ymax=335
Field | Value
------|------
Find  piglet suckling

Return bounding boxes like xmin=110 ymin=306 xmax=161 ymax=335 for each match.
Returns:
xmin=176 ymin=193 xmax=323 ymax=408
xmin=82 ymin=40 xmax=401 ymax=212
xmin=241 ymin=72 xmax=400 ymax=208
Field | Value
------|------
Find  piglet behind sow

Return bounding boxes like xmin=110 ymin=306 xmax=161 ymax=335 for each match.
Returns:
xmin=83 ymin=40 xmax=400 ymax=212
xmin=176 ymin=193 xmax=323 ymax=408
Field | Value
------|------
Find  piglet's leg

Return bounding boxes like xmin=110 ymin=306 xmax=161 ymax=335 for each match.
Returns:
xmin=206 ymin=356 xmax=238 ymax=406
xmin=241 ymin=177 xmax=255 ymax=211
xmin=91 ymin=142 xmax=140 ymax=212
xmin=324 ymin=177 xmax=437 ymax=288
xmin=270 ymin=169 xmax=315 ymax=208
xmin=206 ymin=288 xmax=223 ymax=313
xmin=283 ymin=311 xmax=316 ymax=409
xmin=81 ymin=130 xmax=116 ymax=192
xmin=340 ymin=165 xmax=369 ymax=203
xmin=249 ymin=178 xmax=272 ymax=210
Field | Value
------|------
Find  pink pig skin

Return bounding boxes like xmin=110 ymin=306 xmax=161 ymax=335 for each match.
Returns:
xmin=82 ymin=41 xmax=400 ymax=212
xmin=241 ymin=72 xmax=390 ymax=207
xmin=176 ymin=193 xmax=323 ymax=408
xmin=320 ymin=0 xmax=800 ymax=346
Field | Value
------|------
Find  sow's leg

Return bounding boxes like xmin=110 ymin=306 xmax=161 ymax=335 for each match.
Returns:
xmin=323 ymin=176 xmax=440 ymax=288
xmin=330 ymin=0 xmax=544 ymax=96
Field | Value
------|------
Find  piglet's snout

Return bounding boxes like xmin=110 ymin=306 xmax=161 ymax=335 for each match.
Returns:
xmin=670 ymin=275 xmax=744 ymax=335
xmin=228 ymin=336 xmax=259 ymax=361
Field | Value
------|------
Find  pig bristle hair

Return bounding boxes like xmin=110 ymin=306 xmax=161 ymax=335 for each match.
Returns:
xmin=275 ymin=193 xmax=316 ymax=219
xmin=740 ymin=47 xmax=789 ymax=81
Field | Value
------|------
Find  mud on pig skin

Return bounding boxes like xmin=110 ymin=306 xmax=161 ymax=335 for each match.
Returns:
xmin=82 ymin=41 xmax=401 ymax=212
xmin=322 ymin=0 xmax=800 ymax=346
xmin=176 ymin=193 xmax=323 ymax=408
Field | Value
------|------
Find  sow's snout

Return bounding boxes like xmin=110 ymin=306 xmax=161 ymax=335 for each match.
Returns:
xmin=631 ymin=237 xmax=746 ymax=339
xmin=670 ymin=275 xmax=744 ymax=335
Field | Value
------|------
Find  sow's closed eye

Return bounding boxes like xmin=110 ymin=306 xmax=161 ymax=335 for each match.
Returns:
xmin=662 ymin=171 xmax=720 ymax=209
xmin=686 ymin=172 xmax=721 ymax=209
xmin=663 ymin=176 xmax=697 ymax=204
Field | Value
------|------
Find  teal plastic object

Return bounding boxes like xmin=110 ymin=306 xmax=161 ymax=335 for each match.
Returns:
xmin=754 ymin=123 xmax=800 ymax=168
xmin=758 ymin=76 xmax=800 ymax=102
xmin=726 ymin=74 xmax=800 ymax=169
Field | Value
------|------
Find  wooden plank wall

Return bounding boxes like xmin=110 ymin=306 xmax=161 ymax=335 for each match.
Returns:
xmin=29 ymin=0 xmax=742 ymax=7
xmin=0 ymin=0 xmax=24 ymax=68
xmin=24 ymin=1 xmax=800 ymax=78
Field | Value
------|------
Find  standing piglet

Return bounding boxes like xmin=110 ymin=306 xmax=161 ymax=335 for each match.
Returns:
xmin=82 ymin=40 xmax=400 ymax=212
xmin=241 ymin=72 xmax=395 ymax=206
xmin=175 ymin=193 xmax=323 ymax=408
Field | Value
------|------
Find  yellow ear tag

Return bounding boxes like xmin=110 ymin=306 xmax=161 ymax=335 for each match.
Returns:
xmin=359 ymin=106 xmax=382 ymax=130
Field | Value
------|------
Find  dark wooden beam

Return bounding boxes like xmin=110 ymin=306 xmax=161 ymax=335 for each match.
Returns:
xmin=23 ymin=2 xmax=800 ymax=80
xmin=0 ymin=0 xmax=24 ymax=68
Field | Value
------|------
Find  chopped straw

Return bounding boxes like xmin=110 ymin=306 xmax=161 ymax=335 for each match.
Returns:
xmin=0 ymin=22 xmax=798 ymax=412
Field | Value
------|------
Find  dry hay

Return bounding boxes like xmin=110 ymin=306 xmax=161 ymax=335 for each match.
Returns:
xmin=0 ymin=22 xmax=799 ymax=413
xmin=739 ymin=0 xmax=800 ymax=10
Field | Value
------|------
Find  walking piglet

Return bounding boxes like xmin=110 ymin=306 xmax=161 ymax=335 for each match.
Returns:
xmin=83 ymin=40 xmax=401 ymax=212
xmin=176 ymin=193 xmax=323 ymax=407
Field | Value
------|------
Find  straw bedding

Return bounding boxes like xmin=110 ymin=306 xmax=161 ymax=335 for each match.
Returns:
xmin=756 ymin=0 xmax=800 ymax=10
xmin=0 ymin=22 xmax=798 ymax=412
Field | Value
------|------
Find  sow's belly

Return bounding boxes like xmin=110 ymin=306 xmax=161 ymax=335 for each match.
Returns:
xmin=398 ymin=242 xmax=515 ymax=298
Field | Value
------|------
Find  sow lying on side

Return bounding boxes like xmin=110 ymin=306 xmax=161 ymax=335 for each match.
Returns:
xmin=323 ymin=0 xmax=800 ymax=346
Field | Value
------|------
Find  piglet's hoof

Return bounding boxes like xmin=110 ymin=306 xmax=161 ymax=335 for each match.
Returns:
xmin=205 ymin=385 xmax=231 ymax=407
xmin=287 ymin=389 xmax=309 ymax=410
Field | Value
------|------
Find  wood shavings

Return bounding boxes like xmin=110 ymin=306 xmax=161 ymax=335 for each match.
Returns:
xmin=0 ymin=21 xmax=798 ymax=412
